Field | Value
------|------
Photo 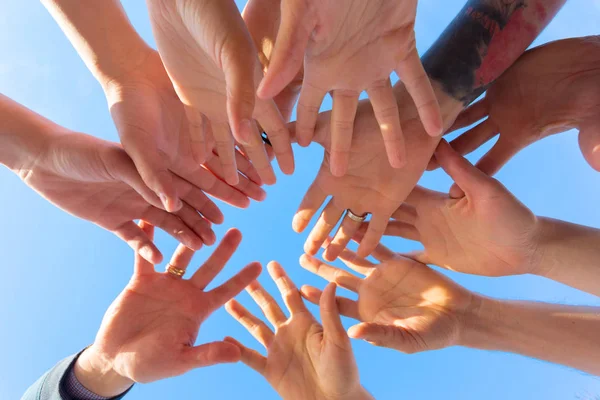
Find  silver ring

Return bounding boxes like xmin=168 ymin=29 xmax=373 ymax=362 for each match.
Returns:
xmin=346 ymin=209 xmax=368 ymax=223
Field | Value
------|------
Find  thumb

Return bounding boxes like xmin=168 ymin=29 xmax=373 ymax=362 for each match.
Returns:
xmin=348 ymin=322 xmax=419 ymax=354
xmin=578 ymin=121 xmax=600 ymax=172
xmin=256 ymin=2 xmax=312 ymax=100
xmin=180 ymin=341 xmax=241 ymax=370
xmin=434 ymin=139 xmax=493 ymax=198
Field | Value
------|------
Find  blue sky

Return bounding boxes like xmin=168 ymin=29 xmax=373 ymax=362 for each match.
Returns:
xmin=1 ymin=0 xmax=600 ymax=399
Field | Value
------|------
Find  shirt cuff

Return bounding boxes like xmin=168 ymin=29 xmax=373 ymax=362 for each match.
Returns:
xmin=63 ymin=367 xmax=111 ymax=400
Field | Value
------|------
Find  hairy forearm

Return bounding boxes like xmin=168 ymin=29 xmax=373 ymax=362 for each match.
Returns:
xmin=0 ymin=95 xmax=59 ymax=173
xmin=74 ymin=346 xmax=133 ymax=398
xmin=41 ymin=0 xmax=151 ymax=87
xmin=533 ymin=217 xmax=600 ymax=296
xmin=462 ymin=297 xmax=600 ymax=375
xmin=422 ymin=0 xmax=566 ymax=106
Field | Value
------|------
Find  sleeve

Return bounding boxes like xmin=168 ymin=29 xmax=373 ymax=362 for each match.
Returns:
xmin=21 ymin=350 xmax=133 ymax=400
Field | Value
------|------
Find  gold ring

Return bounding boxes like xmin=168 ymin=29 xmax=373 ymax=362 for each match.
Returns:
xmin=346 ymin=209 xmax=368 ymax=223
xmin=166 ymin=264 xmax=185 ymax=278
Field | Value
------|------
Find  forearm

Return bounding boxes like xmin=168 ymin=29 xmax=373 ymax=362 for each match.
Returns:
xmin=533 ymin=217 xmax=600 ymax=296
xmin=421 ymin=0 xmax=566 ymax=107
xmin=41 ymin=0 xmax=151 ymax=87
xmin=461 ymin=297 xmax=600 ymax=375
xmin=73 ymin=346 xmax=133 ymax=398
xmin=0 ymin=95 xmax=59 ymax=174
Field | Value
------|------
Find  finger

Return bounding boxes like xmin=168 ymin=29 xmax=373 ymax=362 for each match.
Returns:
xmin=178 ymin=165 xmax=251 ymax=211
xmin=292 ymin=181 xmax=328 ymax=233
xmin=390 ymin=204 xmax=417 ymax=225
xmin=348 ymin=322 xmax=417 ymax=353
xmin=223 ymin=336 xmax=267 ymax=375
xmin=255 ymin=99 xmax=295 ymax=175
xmin=473 ymin=139 xmax=520 ymax=177
xmin=396 ymin=49 xmax=442 ymax=137
xmin=256 ymin=2 xmax=311 ymax=99
xmin=399 ymin=250 xmax=433 ymax=266
xmin=304 ymin=199 xmax=344 ymax=256
xmin=191 ymin=228 xmax=242 ymax=289
xmin=296 ymin=84 xmax=327 ymax=147
xmin=435 ymin=139 xmax=494 ymax=198
xmin=234 ymin=147 xmax=262 ymax=185
xmin=370 ymin=243 xmax=397 ymax=263
xmin=267 ymin=261 xmax=307 ymax=314
xmin=336 ymin=248 xmax=376 ymax=276
xmin=320 ymin=283 xmax=352 ymax=347
xmin=175 ymin=177 xmax=225 ymax=224
xmin=142 ymin=207 xmax=204 ymax=251
xmin=184 ymin=105 xmax=208 ymax=164
xmin=579 ymin=122 xmax=600 ymax=172
xmin=115 ymin=221 xmax=162 ymax=265
xmin=167 ymin=243 xmax=196 ymax=275
xmin=246 ymin=280 xmax=287 ymax=328
xmin=174 ymin=202 xmax=216 ymax=246
xmin=180 ymin=341 xmax=240 ymax=370
xmin=225 ymin=299 xmax=274 ymax=348
xmin=212 ymin=122 xmax=239 ymax=186
xmin=356 ymin=213 xmax=389 ymax=259
xmin=133 ymin=221 xmax=159 ymax=274
xmin=298 ymin=254 xmax=361 ymax=293
xmin=323 ymin=211 xmax=363 ymax=262
xmin=300 ymin=285 xmax=360 ymax=320
xmin=203 ymin=156 xmax=266 ymax=204
xmin=447 ymin=98 xmax=489 ymax=132
xmin=367 ymin=79 xmax=405 ymax=168
xmin=234 ymin=120 xmax=277 ymax=186
xmin=404 ymin=186 xmax=439 ymax=206
xmin=208 ymin=262 xmax=262 ymax=308
xmin=330 ymin=90 xmax=360 ymax=176
xmin=449 ymin=119 xmax=497 ymax=157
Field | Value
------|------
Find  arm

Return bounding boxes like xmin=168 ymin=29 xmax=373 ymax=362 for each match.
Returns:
xmin=40 ymin=0 xmax=151 ymax=88
xmin=534 ymin=218 xmax=600 ymax=296
xmin=463 ymin=298 xmax=600 ymax=375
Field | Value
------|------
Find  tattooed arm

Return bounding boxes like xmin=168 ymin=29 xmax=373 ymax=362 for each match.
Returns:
xmin=406 ymin=0 xmax=566 ymax=115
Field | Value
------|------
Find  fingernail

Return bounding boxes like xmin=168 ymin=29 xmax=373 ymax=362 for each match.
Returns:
xmin=238 ymin=119 xmax=254 ymax=144
xmin=159 ymin=193 xmax=169 ymax=211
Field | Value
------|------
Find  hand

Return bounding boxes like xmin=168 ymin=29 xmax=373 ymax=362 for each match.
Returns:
xmin=257 ymin=0 xmax=442 ymax=176
xmin=225 ymin=262 xmax=372 ymax=400
xmin=105 ymin=50 xmax=267 ymax=212
xmin=22 ymin=131 xmax=223 ymax=263
xmin=299 ymin=246 xmax=476 ymax=354
xmin=439 ymin=36 xmax=600 ymax=175
xmin=292 ymin=86 xmax=440 ymax=262
xmin=146 ymin=0 xmax=294 ymax=187
xmin=381 ymin=140 xmax=542 ymax=277
xmin=75 ymin=223 xmax=261 ymax=396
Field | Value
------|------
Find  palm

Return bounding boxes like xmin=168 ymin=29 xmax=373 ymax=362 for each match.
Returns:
xmin=226 ymin=263 xmax=364 ymax=400
xmin=108 ymin=51 xmax=265 ymax=208
xmin=447 ymin=37 xmax=600 ymax=176
xmin=295 ymin=97 xmax=438 ymax=261
xmin=388 ymin=140 xmax=540 ymax=276
xmin=300 ymin=249 xmax=474 ymax=354
xmin=147 ymin=0 xmax=294 ymax=185
xmin=90 ymin=224 xmax=261 ymax=384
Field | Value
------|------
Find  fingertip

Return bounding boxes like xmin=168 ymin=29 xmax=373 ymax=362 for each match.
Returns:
xmin=140 ymin=244 xmax=162 ymax=265
xmin=347 ymin=324 xmax=364 ymax=339
xmin=292 ymin=214 xmax=307 ymax=233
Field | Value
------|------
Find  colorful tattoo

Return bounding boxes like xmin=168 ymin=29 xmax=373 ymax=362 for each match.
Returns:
xmin=423 ymin=0 xmax=565 ymax=105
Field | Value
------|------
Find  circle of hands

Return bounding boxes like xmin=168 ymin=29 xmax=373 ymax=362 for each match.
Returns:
xmin=24 ymin=0 xmax=600 ymax=398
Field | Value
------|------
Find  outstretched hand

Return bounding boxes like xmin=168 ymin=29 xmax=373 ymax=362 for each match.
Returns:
xmin=292 ymin=86 xmax=440 ymax=262
xmin=299 ymin=245 xmax=476 ymax=354
xmin=257 ymin=0 xmax=442 ymax=176
xmin=437 ymin=36 xmax=600 ymax=174
xmin=225 ymin=262 xmax=372 ymax=400
xmin=146 ymin=0 xmax=294 ymax=187
xmin=379 ymin=140 xmax=542 ymax=277
xmin=22 ymin=131 xmax=227 ymax=263
xmin=76 ymin=222 xmax=261 ymax=394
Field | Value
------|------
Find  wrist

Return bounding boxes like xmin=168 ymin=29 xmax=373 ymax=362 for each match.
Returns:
xmin=457 ymin=295 xmax=504 ymax=350
xmin=73 ymin=345 xmax=133 ymax=398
